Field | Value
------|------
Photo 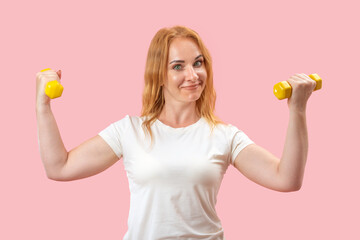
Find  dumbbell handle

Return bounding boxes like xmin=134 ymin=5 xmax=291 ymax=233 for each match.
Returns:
xmin=273 ymin=73 xmax=322 ymax=100
xmin=40 ymin=68 xmax=64 ymax=99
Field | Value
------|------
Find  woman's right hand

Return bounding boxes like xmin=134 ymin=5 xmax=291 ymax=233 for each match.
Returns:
xmin=36 ymin=69 xmax=62 ymax=108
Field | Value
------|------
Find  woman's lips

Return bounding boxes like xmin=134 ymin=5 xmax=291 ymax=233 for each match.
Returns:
xmin=182 ymin=83 xmax=201 ymax=90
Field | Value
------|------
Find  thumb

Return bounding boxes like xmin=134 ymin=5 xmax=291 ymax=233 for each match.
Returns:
xmin=56 ymin=70 xmax=62 ymax=80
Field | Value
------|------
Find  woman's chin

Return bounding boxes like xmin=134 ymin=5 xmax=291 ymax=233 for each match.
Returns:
xmin=183 ymin=93 xmax=202 ymax=102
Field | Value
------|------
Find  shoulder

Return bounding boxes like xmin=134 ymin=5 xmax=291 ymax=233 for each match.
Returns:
xmin=211 ymin=121 xmax=252 ymax=144
xmin=212 ymin=120 xmax=240 ymax=134
xmin=114 ymin=115 xmax=145 ymax=127
xmin=200 ymin=120 xmax=234 ymax=140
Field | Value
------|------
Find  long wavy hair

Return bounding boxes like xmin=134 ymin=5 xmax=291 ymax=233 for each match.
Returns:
xmin=141 ymin=26 xmax=223 ymax=141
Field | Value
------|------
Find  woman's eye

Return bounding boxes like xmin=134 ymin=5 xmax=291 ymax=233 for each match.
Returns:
xmin=173 ymin=65 xmax=182 ymax=70
xmin=194 ymin=60 xmax=203 ymax=67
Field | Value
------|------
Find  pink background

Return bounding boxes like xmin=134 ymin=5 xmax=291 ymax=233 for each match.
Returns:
xmin=1 ymin=0 xmax=359 ymax=239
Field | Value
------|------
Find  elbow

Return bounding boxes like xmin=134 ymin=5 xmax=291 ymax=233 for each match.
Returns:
xmin=275 ymin=177 xmax=303 ymax=192
xmin=45 ymin=168 xmax=67 ymax=182
xmin=46 ymin=171 xmax=62 ymax=181
xmin=47 ymin=173 xmax=70 ymax=182
xmin=293 ymin=183 xmax=303 ymax=191
xmin=45 ymin=167 xmax=77 ymax=182
xmin=285 ymin=185 xmax=302 ymax=192
xmin=280 ymin=182 xmax=302 ymax=192
xmin=277 ymin=173 xmax=304 ymax=192
xmin=43 ymin=158 xmax=68 ymax=181
xmin=290 ymin=178 xmax=304 ymax=192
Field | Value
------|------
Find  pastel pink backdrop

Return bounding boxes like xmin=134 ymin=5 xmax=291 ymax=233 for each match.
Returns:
xmin=1 ymin=0 xmax=359 ymax=239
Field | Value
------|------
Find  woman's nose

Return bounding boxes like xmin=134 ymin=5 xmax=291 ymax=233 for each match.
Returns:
xmin=185 ymin=66 xmax=199 ymax=81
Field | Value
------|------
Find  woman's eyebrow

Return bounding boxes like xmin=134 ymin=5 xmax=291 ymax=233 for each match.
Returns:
xmin=195 ymin=54 xmax=203 ymax=60
xmin=169 ymin=54 xmax=203 ymax=65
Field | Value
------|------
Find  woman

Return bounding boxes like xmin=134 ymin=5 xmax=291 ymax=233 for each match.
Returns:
xmin=36 ymin=26 xmax=316 ymax=239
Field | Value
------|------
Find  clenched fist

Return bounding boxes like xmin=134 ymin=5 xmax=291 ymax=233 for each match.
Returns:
xmin=36 ymin=69 xmax=62 ymax=108
xmin=286 ymin=73 xmax=317 ymax=112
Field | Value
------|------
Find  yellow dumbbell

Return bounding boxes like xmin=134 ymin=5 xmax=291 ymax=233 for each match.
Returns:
xmin=40 ymin=68 xmax=64 ymax=99
xmin=273 ymin=73 xmax=322 ymax=100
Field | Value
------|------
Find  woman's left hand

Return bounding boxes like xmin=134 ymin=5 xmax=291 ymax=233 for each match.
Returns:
xmin=286 ymin=73 xmax=317 ymax=112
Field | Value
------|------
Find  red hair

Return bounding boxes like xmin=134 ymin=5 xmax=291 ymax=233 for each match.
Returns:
xmin=141 ymin=26 xmax=223 ymax=140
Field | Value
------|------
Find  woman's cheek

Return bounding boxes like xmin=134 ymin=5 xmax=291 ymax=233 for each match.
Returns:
xmin=198 ymin=68 xmax=207 ymax=80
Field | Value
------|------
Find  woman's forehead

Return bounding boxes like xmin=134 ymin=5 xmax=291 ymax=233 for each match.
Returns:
xmin=168 ymin=38 xmax=202 ymax=60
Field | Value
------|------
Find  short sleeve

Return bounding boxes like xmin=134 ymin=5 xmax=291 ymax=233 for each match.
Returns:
xmin=98 ymin=115 xmax=130 ymax=159
xmin=228 ymin=124 xmax=254 ymax=165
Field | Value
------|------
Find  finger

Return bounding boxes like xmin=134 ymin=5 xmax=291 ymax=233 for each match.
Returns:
xmin=300 ymin=73 xmax=308 ymax=78
xmin=56 ymin=70 xmax=62 ymax=80
xmin=298 ymin=73 xmax=316 ymax=88
xmin=294 ymin=73 xmax=307 ymax=80
xmin=289 ymin=75 xmax=304 ymax=82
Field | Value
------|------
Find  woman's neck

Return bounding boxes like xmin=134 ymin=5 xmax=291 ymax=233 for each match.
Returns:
xmin=158 ymin=102 xmax=200 ymax=128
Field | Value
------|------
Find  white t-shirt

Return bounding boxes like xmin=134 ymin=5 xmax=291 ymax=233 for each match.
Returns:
xmin=99 ymin=115 xmax=254 ymax=240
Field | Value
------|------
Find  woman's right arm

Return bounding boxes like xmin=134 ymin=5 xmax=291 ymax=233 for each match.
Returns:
xmin=36 ymin=69 xmax=119 ymax=181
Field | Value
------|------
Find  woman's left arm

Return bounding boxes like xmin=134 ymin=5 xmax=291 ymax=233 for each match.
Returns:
xmin=234 ymin=73 xmax=316 ymax=192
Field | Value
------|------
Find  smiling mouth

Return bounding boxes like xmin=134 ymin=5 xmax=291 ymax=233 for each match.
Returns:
xmin=182 ymin=83 xmax=201 ymax=90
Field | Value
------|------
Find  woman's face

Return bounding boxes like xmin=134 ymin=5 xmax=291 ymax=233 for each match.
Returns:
xmin=163 ymin=37 xmax=207 ymax=105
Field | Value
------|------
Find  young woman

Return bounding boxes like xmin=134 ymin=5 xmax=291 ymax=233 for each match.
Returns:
xmin=36 ymin=26 xmax=316 ymax=239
